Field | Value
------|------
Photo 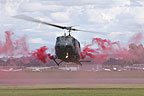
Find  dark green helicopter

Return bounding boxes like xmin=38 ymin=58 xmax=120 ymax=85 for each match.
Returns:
xmin=13 ymin=15 xmax=104 ymax=65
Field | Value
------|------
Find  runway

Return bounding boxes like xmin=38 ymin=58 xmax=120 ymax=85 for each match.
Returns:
xmin=0 ymin=71 xmax=144 ymax=86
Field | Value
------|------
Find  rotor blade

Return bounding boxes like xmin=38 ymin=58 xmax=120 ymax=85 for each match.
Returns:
xmin=13 ymin=15 xmax=108 ymax=35
xmin=13 ymin=15 xmax=67 ymax=29
xmin=71 ymin=28 xmax=108 ymax=35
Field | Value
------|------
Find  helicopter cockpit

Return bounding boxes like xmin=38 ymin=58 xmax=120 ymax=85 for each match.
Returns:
xmin=56 ymin=36 xmax=73 ymax=41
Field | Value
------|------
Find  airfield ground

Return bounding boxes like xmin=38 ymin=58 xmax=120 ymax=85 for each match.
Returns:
xmin=0 ymin=70 xmax=144 ymax=96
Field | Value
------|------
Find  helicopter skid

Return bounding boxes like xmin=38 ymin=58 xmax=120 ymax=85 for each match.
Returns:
xmin=52 ymin=58 xmax=63 ymax=66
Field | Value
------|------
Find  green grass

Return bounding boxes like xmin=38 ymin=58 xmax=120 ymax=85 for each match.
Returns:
xmin=0 ymin=88 xmax=144 ymax=96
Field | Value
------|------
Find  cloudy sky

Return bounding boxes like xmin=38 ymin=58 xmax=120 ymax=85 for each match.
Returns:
xmin=0 ymin=0 xmax=144 ymax=51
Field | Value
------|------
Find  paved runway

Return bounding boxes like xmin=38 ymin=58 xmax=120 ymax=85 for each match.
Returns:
xmin=0 ymin=71 xmax=144 ymax=86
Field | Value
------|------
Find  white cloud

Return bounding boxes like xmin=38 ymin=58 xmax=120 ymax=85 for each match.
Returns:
xmin=86 ymin=7 xmax=129 ymax=24
xmin=29 ymin=38 xmax=49 ymax=44
xmin=1 ymin=0 xmax=144 ymax=50
xmin=130 ymin=7 xmax=144 ymax=24
xmin=21 ymin=2 xmax=65 ymax=12
xmin=108 ymin=32 xmax=124 ymax=37
xmin=137 ymin=1 xmax=144 ymax=6
xmin=47 ymin=0 xmax=130 ymax=7
xmin=108 ymin=31 xmax=133 ymax=38
xmin=0 ymin=0 xmax=24 ymax=16
xmin=51 ymin=12 xmax=70 ymax=22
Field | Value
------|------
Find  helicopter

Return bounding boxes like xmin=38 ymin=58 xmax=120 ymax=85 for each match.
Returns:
xmin=13 ymin=15 xmax=104 ymax=66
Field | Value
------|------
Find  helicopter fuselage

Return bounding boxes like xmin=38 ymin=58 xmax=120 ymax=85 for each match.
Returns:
xmin=55 ymin=35 xmax=81 ymax=64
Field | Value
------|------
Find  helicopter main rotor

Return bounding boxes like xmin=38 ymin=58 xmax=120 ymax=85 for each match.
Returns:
xmin=13 ymin=15 xmax=107 ymax=35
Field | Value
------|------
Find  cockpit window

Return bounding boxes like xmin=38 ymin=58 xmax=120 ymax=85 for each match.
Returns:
xmin=56 ymin=36 xmax=65 ymax=42
xmin=65 ymin=37 xmax=73 ymax=42
xmin=56 ymin=37 xmax=60 ymax=41
xmin=56 ymin=36 xmax=75 ymax=45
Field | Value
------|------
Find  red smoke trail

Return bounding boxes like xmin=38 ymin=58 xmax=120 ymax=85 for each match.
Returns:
xmin=128 ymin=44 xmax=144 ymax=63
xmin=82 ymin=38 xmax=130 ymax=63
xmin=129 ymin=32 xmax=143 ymax=44
xmin=0 ymin=31 xmax=53 ymax=64
xmin=32 ymin=46 xmax=53 ymax=63
xmin=0 ymin=31 xmax=29 ymax=56
xmin=1 ymin=31 xmax=143 ymax=65
xmin=127 ymin=32 xmax=144 ymax=63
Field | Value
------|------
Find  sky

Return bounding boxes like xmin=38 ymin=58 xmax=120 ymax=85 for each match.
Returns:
xmin=0 ymin=0 xmax=144 ymax=51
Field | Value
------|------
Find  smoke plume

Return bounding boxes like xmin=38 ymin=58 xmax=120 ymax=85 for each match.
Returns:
xmin=0 ymin=31 xmax=29 ymax=56
xmin=82 ymin=38 xmax=130 ymax=63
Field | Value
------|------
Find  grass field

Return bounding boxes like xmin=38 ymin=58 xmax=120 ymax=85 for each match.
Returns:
xmin=0 ymin=88 xmax=144 ymax=96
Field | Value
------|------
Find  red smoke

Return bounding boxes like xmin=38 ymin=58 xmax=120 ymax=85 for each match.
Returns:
xmin=128 ymin=43 xmax=144 ymax=63
xmin=1 ymin=31 xmax=144 ymax=65
xmin=0 ymin=31 xmax=52 ymax=64
xmin=0 ymin=31 xmax=29 ymax=56
xmin=82 ymin=38 xmax=130 ymax=63
xmin=32 ymin=46 xmax=53 ymax=63
xmin=126 ymin=32 xmax=144 ymax=63
xmin=129 ymin=32 xmax=143 ymax=44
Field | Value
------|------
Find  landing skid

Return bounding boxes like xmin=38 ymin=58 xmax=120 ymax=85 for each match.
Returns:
xmin=53 ymin=58 xmax=82 ymax=66
xmin=53 ymin=58 xmax=63 ymax=66
xmin=52 ymin=56 xmax=86 ymax=66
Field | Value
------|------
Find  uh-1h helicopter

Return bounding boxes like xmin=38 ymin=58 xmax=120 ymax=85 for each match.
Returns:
xmin=13 ymin=15 xmax=104 ymax=66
